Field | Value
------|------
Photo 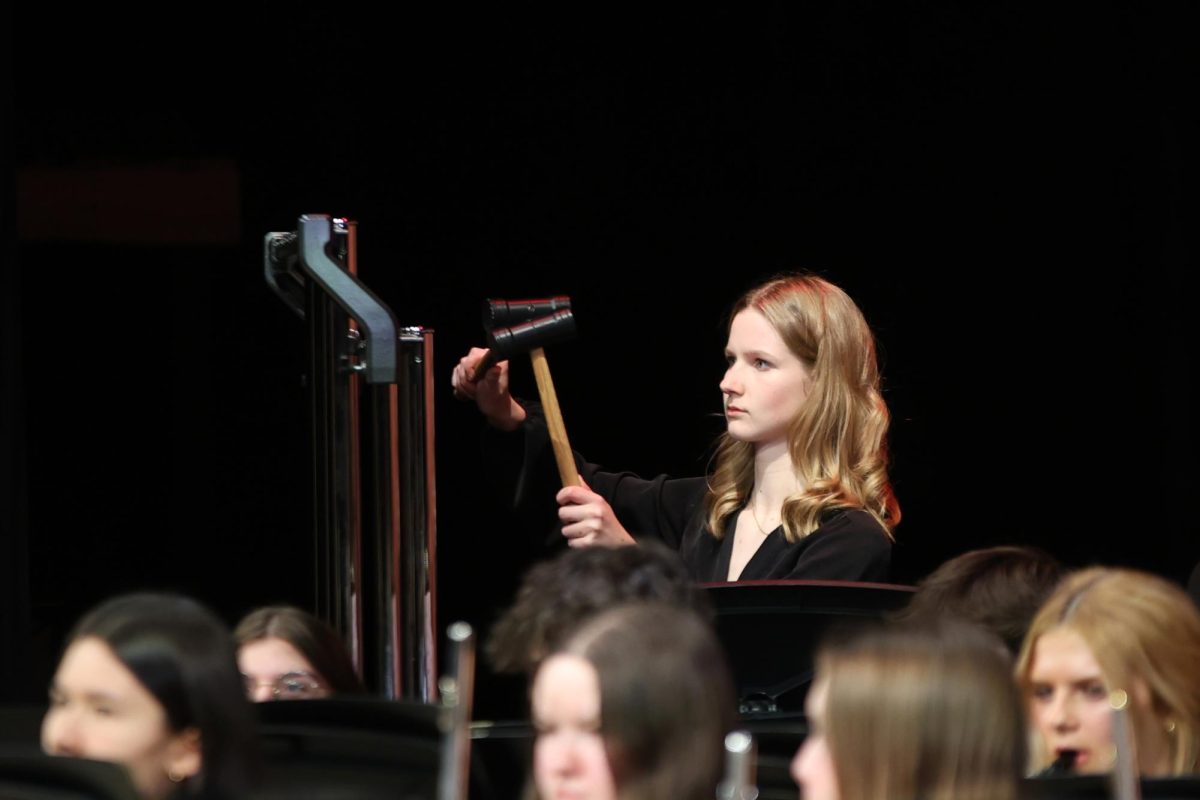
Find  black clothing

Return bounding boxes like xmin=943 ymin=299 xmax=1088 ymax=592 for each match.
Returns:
xmin=484 ymin=402 xmax=892 ymax=583
xmin=1187 ymin=559 xmax=1200 ymax=611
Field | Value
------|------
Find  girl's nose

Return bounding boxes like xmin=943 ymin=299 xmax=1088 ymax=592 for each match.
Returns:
xmin=42 ymin=710 xmax=83 ymax=757
xmin=548 ymin=736 xmax=581 ymax=777
xmin=245 ymin=678 xmax=277 ymax=703
xmin=720 ymin=366 xmax=741 ymax=396
xmin=1050 ymin=694 xmax=1079 ymax=732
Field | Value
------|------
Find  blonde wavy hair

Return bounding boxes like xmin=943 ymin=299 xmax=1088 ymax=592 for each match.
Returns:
xmin=1014 ymin=566 xmax=1200 ymax=776
xmin=704 ymin=272 xmax=900 ymax=543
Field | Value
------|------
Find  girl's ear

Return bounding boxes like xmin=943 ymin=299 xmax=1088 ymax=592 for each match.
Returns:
xmin=164 ymin=727 xmax=202 ymax=784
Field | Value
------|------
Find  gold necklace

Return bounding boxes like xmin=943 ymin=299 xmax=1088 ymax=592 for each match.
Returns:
xmin=749 ymin=504 xmax=777 ymax=536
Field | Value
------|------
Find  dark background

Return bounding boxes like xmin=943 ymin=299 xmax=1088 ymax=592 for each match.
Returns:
xmin=5 ymin=4 xmax=1199 ymax=705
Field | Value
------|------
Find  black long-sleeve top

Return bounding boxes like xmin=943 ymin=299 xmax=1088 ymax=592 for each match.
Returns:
xmin=483 ymin=402 xmax=892 ymax=583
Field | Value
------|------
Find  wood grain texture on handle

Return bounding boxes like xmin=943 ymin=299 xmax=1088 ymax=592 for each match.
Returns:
xmin=529 ymin=347 xmax=582 ymax=488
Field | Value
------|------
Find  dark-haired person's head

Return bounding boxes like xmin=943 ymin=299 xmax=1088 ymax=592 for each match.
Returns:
xmin=485 ymin=540 xmax=711 ymax=676
xmin=530 ymin=602 xmax=736 ymax=800
xmin=42 ymin=592 xmax=258 ymax=800
xmin=233 ymin=605 xmax=365 ymax=702
xmin=895 ymin=545 xmax=1066 ymax=655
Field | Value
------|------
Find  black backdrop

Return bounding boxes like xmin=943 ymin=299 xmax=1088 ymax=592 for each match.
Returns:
xmin=7 ymin=4 xmax=1199 ymax=703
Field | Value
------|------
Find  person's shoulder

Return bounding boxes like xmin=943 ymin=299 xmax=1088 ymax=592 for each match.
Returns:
xmin=665 ymin=476 xmax=710 ymax=511
xmin=816 ymin=507 xmax=891 ymax=543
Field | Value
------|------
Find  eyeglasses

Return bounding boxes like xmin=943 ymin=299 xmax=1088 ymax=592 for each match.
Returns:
xmin=242 ymin=671 xmax=329 ymax=701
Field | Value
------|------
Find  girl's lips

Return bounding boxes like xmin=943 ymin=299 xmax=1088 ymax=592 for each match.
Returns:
xmin=726 ymin=406 xmax=746 ymax=415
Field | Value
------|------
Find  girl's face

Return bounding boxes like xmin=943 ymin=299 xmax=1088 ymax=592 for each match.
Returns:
xmin=791 ymin=675 xmax=839 ymax=800
xmin=238 ymin=636 xmax=330 ymax=701
xmin=721 ymin=309 xmax=813 ymax=450
xmin=41 ymin=636 xmax=200 ymax=800
xmin=1027 ymin=627 xmax=1116 ymax=774
xmin=531 ymin=653 xmax=617 ymax=800
xmin=1028 ymin=626 xmax=1174 ymax=776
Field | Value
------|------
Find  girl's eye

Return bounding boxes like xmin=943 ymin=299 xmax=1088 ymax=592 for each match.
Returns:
xmin=1083 ymin=682 xmax=1109 ymax=700
xmin=754 ymin=358 xmax=771 ymax=370
xmin=1030 ymin=684 xmax=1054 ymax=701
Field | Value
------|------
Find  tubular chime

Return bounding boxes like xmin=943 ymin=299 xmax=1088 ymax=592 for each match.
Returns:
xmin=264 ymin=213 xmax=437 ymax=701
xmin=437 ymin=622 xmax=476 ymax=800
xmin=717 ymin=730 xmax=759 ymax=800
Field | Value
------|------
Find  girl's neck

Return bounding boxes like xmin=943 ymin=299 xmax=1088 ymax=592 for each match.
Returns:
xmin=751 ymin=440 xmax=802 ymax=512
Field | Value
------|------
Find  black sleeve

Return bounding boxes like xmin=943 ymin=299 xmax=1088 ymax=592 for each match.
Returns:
xmin=481 ymin=400 xmax=704 ymax=550
xmin=477 ymin=399 xmax=563 ymax=549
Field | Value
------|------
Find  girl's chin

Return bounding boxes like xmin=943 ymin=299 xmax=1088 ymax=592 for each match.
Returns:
xmin=1056 ymin=750 xmax=1107 ymax=776
xmin=723 ymin=425 xmax=779 ymax=446
xmin=720 ymin=434 xmax=787 ymax=453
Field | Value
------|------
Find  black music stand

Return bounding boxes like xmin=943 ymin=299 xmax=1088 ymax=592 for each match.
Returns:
xmin=1024 ymin=774 xmax=1200 ymax=799
xmin=251 ymin=697 xmax=498 ymax=800
xmin=0 ymin=753 xmax=139 ymax=800
xmin=701 ymin=580 xmax=916 ymax=714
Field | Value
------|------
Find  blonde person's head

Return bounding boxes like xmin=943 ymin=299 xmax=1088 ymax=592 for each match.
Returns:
xmin=707 ymin=272 xmax=899 ymax=542
xmin=1015 ymin=567 xmax=1200 ymax=776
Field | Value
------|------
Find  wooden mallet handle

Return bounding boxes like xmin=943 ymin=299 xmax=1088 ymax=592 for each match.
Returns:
xmin=529 ymin=346 xmax=581 ymax=488
xmin=467 ymin=348 xmax=498 ymax=384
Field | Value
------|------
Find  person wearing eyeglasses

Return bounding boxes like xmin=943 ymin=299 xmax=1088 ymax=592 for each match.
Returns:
xmin=233 ymin=605 xmax=366 ymax=702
